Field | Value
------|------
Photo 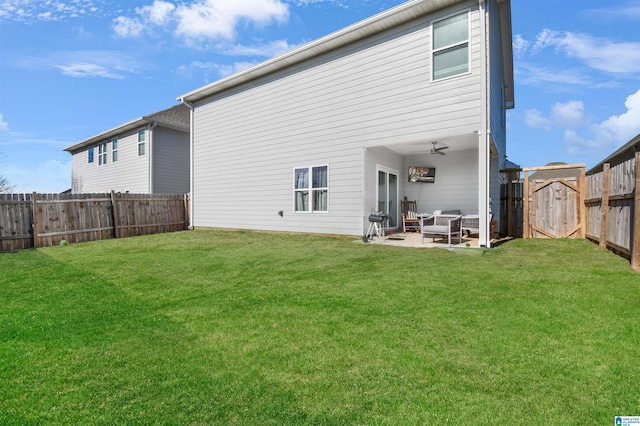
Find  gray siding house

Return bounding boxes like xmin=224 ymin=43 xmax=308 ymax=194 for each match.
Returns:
xmin=65 ymin=104 xmax=190 ymax=194
xmin=178 ymin=0 xmax=514 ymax=247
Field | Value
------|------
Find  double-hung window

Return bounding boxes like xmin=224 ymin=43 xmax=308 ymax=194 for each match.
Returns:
xmin=111 ymin=138 xmax=118 ymax=162
xmin=294 ymin=165 xmax=328 ymax=213
xmin=98 ymin=142 xmax=108 ymax=165
xmin=138 ymin=130 xmax=146 ymax=156
xmin=432 ymin=11 xmax=469 ymax=80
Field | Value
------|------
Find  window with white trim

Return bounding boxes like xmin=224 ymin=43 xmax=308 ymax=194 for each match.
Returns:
xmin=88 ymin=147 xmax=94 ymax=163
xmin=294 ymin=165 xmax=328 ymax=213
xmin=432 ymin=11 xmax=469 ymax=80
xmin=111 ymin=138 xmax=118 ymax=162
xmin=98 ymin=142 xmax=107 ymax=165
xmin=138 ymin=129 xmax=145 ymax=156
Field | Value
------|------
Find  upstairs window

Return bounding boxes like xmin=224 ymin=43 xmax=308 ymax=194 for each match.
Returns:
xmin=112 ymin=138 xmax=118 ymax=162
xmin=88 ymin=147 xmax=94 ymax=163
xmin=98 ymin=142 xmax=108 ymax=165
xmin=432 ymin=11 xmax=469 ymax=80
xmin=138 ymin=129 xmax=146 ymax=156
xmin=294 ymin=165 xmax=328 ymax=213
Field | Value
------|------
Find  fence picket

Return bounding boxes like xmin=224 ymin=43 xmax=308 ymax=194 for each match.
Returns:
xmin=0 ymin=193 xmax=189 ymax=252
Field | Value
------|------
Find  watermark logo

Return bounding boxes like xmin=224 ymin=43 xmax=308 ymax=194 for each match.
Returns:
xmin=616 ymin=417 xmax=640 ymax=426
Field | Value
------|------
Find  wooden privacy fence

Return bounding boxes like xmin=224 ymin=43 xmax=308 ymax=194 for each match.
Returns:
xmin=585 ymin=153 xmax=640 ymax=270
xmin=500 ymin=180 xmax=524 ymax=238
xmin=0 ymin=192 xmax=189 ymax=252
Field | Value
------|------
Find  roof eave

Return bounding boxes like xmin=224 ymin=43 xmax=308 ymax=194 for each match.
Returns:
xmin=498 ymin=0 xmax=514 ymax=109
xmin=64 ymin=118 xmax=148 ymax=153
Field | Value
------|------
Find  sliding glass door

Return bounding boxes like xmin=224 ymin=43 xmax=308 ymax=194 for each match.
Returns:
xmin=377 ymin=166 xmax=399 ymax=228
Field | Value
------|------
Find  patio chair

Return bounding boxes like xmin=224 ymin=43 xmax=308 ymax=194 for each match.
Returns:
xmin=401 ymin=200 xmax=420 ymax=233
xmin=420 ymin=213 xmax=462 ymax=246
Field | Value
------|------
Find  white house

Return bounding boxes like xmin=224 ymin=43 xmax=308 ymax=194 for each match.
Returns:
xmin=65 ymin=104 xmax=190 ymax=194
xmin=178 ymin=0 xmax=514 ymax=247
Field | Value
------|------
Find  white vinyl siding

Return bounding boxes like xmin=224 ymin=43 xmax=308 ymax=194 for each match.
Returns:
xmin=152 ymin=127 xmax=190 ymax=194
xmin=70 ymin=128 xmax=150 ymax=193
xmin=191 ymin=5 xmax=482 ymax=235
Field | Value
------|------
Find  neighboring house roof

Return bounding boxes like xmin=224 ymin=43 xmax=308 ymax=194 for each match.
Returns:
xmin=64 ymin=104 xmax=190 ymax=153
xmin=587 ymin=133 xmax=640 ymax=175
xmin=528 ymin=162 xmax=583 ymax=182
xmin=178 ymin=0 xmax=514 ymax=107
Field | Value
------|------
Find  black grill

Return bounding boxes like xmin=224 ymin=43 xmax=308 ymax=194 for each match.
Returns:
xmin=368 ymin=214 xmax=387 ymax=223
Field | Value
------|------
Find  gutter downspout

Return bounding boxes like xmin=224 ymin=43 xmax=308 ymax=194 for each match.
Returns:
xmin=148 ymin=121 xmax=158 ymax=193
xmin=180 ymin=99 xmax=195 ymax=230
xmin=478 ymin=0 xmax=490 ymax=248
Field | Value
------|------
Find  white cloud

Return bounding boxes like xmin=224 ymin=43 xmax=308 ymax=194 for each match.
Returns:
xmin=531 ymin=29 xmax=640 ymax=74
xmin=593 ymin=89 xmax=640 ymax=144
xmin=113 ymin=16 xmax=144 ymax=38
xmin=139 ymin=0 xmax=175 ymax=25
xmin=114 ymin=0 xmax=289 ymax=42
xmin=287 ymin=0 xmax=349 ymax=7
xmin=0 ymin=0 xmax=103 ymax=22
xmin=113 ymin=1 xmax=176 ymax=37
xmin=10 ymin=50 xmax=143 ymax=79
xmin=512 ymin=34 xmax=529 ymax=56
xmin=179 ymin=60 xmax=259 ymax=81
xmin=175 ymin=0 xmax=289 ymax=41
xmin=55 ymin=63 xmax=125 ymax=79
xmin=524 ymin=109 xmax=552 ymax=131
xmin=515 ymin=63 xmax=595 ymax=89
xmin=551 ymin=100 xmax=585 ymax=128
xmin=0 ymin=114 xmax=8 ymax=132
xmin=558 ymin=90 xmax=640 ymax=155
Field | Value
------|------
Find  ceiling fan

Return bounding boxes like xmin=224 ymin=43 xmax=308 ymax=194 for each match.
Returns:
xmin=430 ymin=141 xmax=449 ymax=155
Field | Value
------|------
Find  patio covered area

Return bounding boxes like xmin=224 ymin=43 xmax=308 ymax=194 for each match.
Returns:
xmin=363 ymin=130 xmax=499 ymax=248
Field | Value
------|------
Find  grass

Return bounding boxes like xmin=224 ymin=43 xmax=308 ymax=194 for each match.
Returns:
xmin=1 ymin=229 xmax=639 ymax=424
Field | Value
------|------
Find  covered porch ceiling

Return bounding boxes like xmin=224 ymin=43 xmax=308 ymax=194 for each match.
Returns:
xmin=381 ymin=133 xmax=480 ymax=156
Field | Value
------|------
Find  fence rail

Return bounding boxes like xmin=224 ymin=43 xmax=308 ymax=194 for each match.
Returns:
xmin=0 ymin=192 xmax=189 ymax=252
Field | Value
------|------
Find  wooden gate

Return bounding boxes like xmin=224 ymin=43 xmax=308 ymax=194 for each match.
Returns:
xmin=523 ymin=164 xmax=586 ymax=239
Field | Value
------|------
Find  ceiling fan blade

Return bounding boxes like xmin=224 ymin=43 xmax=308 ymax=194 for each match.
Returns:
xmin=431 ymin=146 xmax=448 ymax=154
xmin=430 ymin=142 xmax=449 ymax=154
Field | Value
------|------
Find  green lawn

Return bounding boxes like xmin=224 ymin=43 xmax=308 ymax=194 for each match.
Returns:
xmin=1 ymin=229 xmax=639 ymax=424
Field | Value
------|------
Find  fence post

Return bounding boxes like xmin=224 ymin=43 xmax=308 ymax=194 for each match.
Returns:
xmin=506 ymin=183 xmax=512 ymax=237
xmin=184 ymin=194 xmax=190 ymax=230
xmin=523 ymin=170 xmax=530 ymax=238
xmin=600 ymin=163 xmax=610 ymax=248
xmin=631 ymin=153 xmax=640 ymax=271
xmin=579 ymin=165 xmax=587 ymax=238
xmin=31 ymin=192 xmax=38 ymax=248
xmin=110 ymin=190 xmax=119 ymax=239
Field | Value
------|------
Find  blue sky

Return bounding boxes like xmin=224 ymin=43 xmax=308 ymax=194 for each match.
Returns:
xmin=0 ymin=0 xmax=639 ymax=193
